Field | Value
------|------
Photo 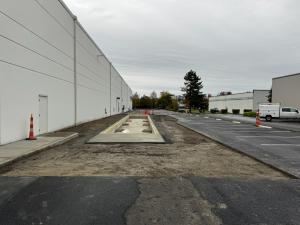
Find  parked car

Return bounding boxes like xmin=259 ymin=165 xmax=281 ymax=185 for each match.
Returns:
xmin=259 ymin=103 xmax=300 ymax=121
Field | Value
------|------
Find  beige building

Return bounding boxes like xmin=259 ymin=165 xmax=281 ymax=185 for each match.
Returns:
xmin=209 ymin=90 xmax=269 ymax=114
xmin=272 ymin=73 xmax=300 ymax=109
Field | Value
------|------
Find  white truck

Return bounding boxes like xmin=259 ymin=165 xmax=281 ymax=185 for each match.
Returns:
xmin=259 ymin=103 xmax=300 ymax=122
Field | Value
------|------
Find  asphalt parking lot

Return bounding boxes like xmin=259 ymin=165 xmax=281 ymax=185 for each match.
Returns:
xmin=157 ymin=111 xmax=300 ymax=178
xmin=0 ymin=177 xmax=299 ymax=225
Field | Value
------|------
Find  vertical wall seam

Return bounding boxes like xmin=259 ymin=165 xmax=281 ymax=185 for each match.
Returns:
xmin=110 ymin=62 xmax=112 ymax=116
xmin=73 ymin=16 xmax=77 ymax=126
xmin=0 ymin=91 xmax=2 ymax=145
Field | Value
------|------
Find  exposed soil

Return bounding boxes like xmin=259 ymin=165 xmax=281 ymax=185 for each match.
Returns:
xmin=1 ymin=115 xmax=288 ymax=178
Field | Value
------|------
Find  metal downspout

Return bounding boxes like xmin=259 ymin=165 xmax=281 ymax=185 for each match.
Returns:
xmin=73 ymin=16 xmax=77 ymax=126
xmin=110 ymin=62 xmax=112 ymax=116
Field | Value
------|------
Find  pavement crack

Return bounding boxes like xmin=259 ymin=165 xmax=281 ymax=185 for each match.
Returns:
xmin=125 ymin=177 xmax=223 ymax=225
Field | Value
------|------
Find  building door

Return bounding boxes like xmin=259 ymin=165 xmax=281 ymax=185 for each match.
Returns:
xmin=116 ymin=98 xmax=120 ymax=113
xmin=39 ymin=96 xmax=48 ymax=134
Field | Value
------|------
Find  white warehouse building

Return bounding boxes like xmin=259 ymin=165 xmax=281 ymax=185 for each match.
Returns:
xmin=0 ymin=0 xmax=132 ymax=145
xmin=209 ymin=90 xmax=269 ymax=114
xmin=272 ymin=73 xmax=300 ymax=109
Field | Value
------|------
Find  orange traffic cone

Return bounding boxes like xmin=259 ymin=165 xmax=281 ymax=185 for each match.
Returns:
xmin=26 ymin=114 xmax=36 ymax=140
xmin=256 ymin=111 xmax=261 ymax=127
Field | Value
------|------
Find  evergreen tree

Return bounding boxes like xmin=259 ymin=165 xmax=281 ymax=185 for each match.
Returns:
xmin=158 ymin=91 xmax=173 ymax=109
xmin=181 ymin=70 xmax=204 ymax=112
xmin=150 ymin=91 xmax=158 ymax=108
xmin=267 ymin=88 xmax=272 ymax=103
xmin=140 ymin=95 xmax=152 ymax=109
xmin=131 ymin=92 xmax=140 ymax=109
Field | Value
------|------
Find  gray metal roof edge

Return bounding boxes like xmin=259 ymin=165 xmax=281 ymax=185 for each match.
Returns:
xmin=209 ymin=91 xmax=253 ymax=98
xmin=57 ymin=0 xmax=131 ymax=89
xmin=272 ymin=73 xmax=300 ymax=80
xmin=253 ymin=89 xmax=270 ymax=92
xmin=75 ymin=21 xmax=131 ymax=88
xmin=57 ymin=0 xmax=76 ymax=19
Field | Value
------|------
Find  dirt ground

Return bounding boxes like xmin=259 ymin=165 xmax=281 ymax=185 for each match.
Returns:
xmin=1 ymin=115 xmax=288 ymax=178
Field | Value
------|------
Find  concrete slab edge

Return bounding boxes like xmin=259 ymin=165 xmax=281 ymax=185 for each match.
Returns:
xmin=87 ymin=141 xmax=165 ymax=144
xmin=102 ymin=115 xmax=129 ymax=134
xmin=176 ymin=120 xmax=299 ymax=179
xmin=0 ymin=133 xmax=79 ymax=170
xmin=148 ymin=116 xmax=165 ymax=141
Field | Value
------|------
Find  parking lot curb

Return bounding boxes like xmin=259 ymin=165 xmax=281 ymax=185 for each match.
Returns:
xmin=176 ymin=120 xmax=299 ymax=179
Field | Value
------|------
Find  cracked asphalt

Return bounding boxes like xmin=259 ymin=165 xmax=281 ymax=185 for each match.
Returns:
xmin=0 ymin=177 xmax=299 ymax=225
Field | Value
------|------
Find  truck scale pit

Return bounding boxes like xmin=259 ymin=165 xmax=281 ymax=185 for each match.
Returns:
xmin=87 ymin=115 xmax=165 ymax=143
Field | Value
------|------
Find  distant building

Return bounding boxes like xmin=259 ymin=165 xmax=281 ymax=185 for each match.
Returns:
xmin=209 ymin=90 xmax=269 ymax=114
xmin=272 ymin=73 xmax=300 ymax=109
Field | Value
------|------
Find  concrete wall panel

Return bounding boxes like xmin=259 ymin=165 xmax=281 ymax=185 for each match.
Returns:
xmin=75 ymin=23 xmax=111 ymax=123
xmin=110 ymin=67 xmax=122 ymax=115
xmin=0 ymin=0 xmax=75 ymax=144
xmin=253 ymin=90 xmax=269 ymax=111
xmin=273 ymin=74 xmax=300 ymax=108
xmin=0 ymin=0 xmax=132 ymax=145
xmin=1 ymin=62 xmax=74 ymax=144
xmin=0 ymin=0 xmax=74 ymax=57
xmin=209 ymin=92 xmax=253 ymax=113
xmin=0 ymin=13 xmax=74 ymax=71
xmin=35 ymin=0 xmax=75 ymax=35
xmin=0 ymin=72 xmax=2 ymax=144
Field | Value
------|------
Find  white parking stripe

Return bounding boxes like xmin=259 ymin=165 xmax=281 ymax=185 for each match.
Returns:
xmin=261 ymin=144 xmax=300 ymax=146
xmin=258 ymin=125 xmax=272 ymax=129
xmin=208 ymin=127 xmax=262 ymax=130
xmin=222 ymin=130 xmax=291 ymax=133
xmin=204 ymin=117 xmax=209 ymax=119
xmin=216 ymin=119 xmax=222 ymax=121
xmin=271 ymin=130 xmax=291 ymax=133
xmin=237 ymin=136 xmax=300 ymax=138
xmin=232 ymin=121 xmax=241 ymax=124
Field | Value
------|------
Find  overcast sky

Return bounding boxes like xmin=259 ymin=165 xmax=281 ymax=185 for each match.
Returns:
xmin=64 ymin=0 xmax=300 ymax=96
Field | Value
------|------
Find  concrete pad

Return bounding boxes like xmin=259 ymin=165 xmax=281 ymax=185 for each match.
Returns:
xmin=0 ymin=157 xmax=11 ymax=165
xmin=88 ymin=133 xmax=165 ymax=144
xmin=88 ymin=114 xmax=165 ymax=144
xmin=0 ymin=132 xmax=78 ymax=168
xmin=0 ymin=148 xmax=34 ymax=158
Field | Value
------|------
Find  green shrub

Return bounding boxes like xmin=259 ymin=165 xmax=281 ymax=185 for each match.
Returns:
xmin=244 ymin=109 xmax=252 ymax=113
xmin=232 ymin=109 xmax=240 ymax=114
xmin=243 ymin=111 xmax=256 ymax=117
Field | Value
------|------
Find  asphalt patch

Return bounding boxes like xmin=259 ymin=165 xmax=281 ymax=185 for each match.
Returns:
xmin=0 ymin=177 xmax=139 ymax=225
xmin=190 ymin=177 xmax=300 ymax=225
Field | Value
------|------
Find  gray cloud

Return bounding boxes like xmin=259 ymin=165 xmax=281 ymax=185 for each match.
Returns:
xmin=64 ymin=0 xmax=300 ymax=95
